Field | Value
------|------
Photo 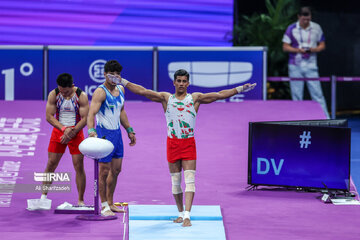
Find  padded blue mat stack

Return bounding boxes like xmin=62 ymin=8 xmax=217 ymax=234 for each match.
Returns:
xmin=129 ymin=205 xmax=226 ymax=240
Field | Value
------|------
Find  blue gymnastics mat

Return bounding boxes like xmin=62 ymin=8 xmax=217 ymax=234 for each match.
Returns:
xmin=129 ymin=205 xmax=226 ymax=240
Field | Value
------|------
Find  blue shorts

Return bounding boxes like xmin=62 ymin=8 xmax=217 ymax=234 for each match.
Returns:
xmin=96 ymin=126 xmax=124 ymax=163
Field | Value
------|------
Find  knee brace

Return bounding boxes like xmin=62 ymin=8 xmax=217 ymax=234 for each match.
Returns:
xmin=171 ymin=172 xmax=182 ymax=194
xmin=184 ymin=170 xmax=195 ymax=192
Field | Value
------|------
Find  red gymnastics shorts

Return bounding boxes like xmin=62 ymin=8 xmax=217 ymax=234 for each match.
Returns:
xmin=167 ymin=137 xmax=197 ymax=163
xmin=48 ymin=127 xmax=84 ymax=155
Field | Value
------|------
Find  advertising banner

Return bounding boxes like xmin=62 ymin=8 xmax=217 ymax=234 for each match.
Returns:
xmin=0 ymin=46 xmax=43 ymax=100
xmin=48 ymin=46 xmax=153 ymax=101
xmin=158 ymin=47 xmax=266 ymax=101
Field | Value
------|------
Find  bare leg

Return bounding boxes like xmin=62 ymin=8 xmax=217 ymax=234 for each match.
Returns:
xmin=172 ymin=192 xmax=184 ymax=223
xmin=184 ymin=192 xmax=195 ymax=212
xmin=182 ymin=160 xmax=196 ymax=227
xmin=106 ymin=158 xmax=125 ymax=213
xmin=168 ymin=161 xmax=184 ymax=223
xmin=71 ymin=154 xmax=86 ymax=205
xmin=99 ymin=162 xmax=114 ymax=216
xmin=42 ymin=152 xmax=63 ymax=196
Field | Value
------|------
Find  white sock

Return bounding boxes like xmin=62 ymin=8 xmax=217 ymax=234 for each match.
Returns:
xmin=184 ymin=210 xmax=190 ymax=220
xmin=101 ymin=201 xmax=109 ymax=208
xmin=178 ymin=211 xmax=184 ymax=218
xmin=101 ymin=202 xmax=110 ymax=213
xmin=41 ymin=194 xmax=47 ymax=200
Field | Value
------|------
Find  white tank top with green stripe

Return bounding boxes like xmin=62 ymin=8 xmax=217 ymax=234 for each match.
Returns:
xmin=165 ymin=94 xmax=197 ymax=139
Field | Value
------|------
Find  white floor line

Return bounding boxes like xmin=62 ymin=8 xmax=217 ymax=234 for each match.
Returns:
xmin=123 ymin=207 xmax=126 ymax=223
xmin=123 ymin=223 xmax=127 ymax=240
xmin=123 ymin=207 xmax=127 ymax=240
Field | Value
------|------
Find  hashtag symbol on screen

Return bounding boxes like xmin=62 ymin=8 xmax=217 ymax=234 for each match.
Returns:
xmin=299 ymin=131 xmax=311 ymax=148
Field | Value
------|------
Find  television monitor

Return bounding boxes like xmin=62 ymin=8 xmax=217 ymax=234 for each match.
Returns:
xmin=248 ymin=119 xmax=351 ymax=191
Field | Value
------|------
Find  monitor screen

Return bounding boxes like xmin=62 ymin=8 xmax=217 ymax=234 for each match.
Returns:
xmin=248 ymin=121 xmax=351 ymax=191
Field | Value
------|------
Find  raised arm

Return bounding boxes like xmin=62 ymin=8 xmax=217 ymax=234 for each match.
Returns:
xmin=87 ymin=88 xmax=105 ymax=137
xmin=193 ymin=83 xmax=256 ymax=105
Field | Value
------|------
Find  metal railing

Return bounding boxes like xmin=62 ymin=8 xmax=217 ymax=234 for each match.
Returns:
xmin=267 ymin=76 xmax=360 ymax=119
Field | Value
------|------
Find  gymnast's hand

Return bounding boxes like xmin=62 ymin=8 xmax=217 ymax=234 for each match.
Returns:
xmin=88 ymin=131 xmax=97 ymax=138
xmin=242 ymin=83 xmax=257 ymax=92
xmin=60 ymin=127 xmax=75 ymax=144
xmin=128 ymin=132 xmax=136 ymax=146
xmin=66 ymin=127 xmax=76 ymax=139
xmin=107 ymin=74 xmax=121 ymax=84
xmin=107 ymin=74 xmax=129 ymax=87
xmin=60 ymin=134 xmax=71 ymax=144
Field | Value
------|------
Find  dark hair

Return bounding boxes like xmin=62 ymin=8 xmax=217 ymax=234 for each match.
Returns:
xmin=173 ymin=69 xmax=189 ymax=81
xmin=104 ymin=60 xmax=123 ymax=73
xmin=299 ymin=6 xmax=311 ymax=16
xmin=56 ymin=73 xmax=73 ymax=88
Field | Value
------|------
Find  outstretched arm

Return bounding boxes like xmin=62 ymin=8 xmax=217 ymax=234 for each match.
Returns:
xmin=109 ymin=75 xmax=169 ymax=103
xmin=193 ymin=83 xmax=256 ymax=104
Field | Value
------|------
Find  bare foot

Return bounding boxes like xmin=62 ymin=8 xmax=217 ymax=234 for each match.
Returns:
xmin=173 ymin=217 xmax=183 ymax=223
xmin=182 ymin=218 xmax=192 ymax=227
xmin=101 ymin=207 xmax=115 ymax=216
xmin=110 ymin=204 xmax=126 ymax=213
xmin=78 ymin=201 xmax=85 ymax=206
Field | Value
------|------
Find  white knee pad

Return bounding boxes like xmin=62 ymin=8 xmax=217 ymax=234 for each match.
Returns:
xmin=171 ymin=172 xmax=182 ymax=194
xmin=184 ymin=170 xmax=195 ymax=192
